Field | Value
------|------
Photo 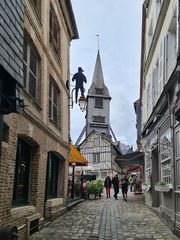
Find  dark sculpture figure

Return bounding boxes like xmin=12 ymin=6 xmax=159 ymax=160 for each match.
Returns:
xmin=72 ymin=67 xmax=87 ymax=103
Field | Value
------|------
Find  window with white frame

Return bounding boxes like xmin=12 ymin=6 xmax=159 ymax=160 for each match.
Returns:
xmin=158 ymin=38 xmax=164 ymax=96
xmin=160 ymin=129 xmax=172 ymax=184
xmin=23 ymin=38 xmax=40 ymax=100
xmin=152 ymin=60 xmax=159 ymax=107
xmin=165 ymin=16 xmax=177 ymax=82
xmin=156 ymin=0 xmax=163 ymax=22
xmin=93 ymin=153 xmax=100 ymax=164
xmin=145 ymin=152 xmax=152 ymax=185
xmin=94 ymin=138 xmax=100 ymax=147
xmin=49 ymin=76 xmax=60 ymax=126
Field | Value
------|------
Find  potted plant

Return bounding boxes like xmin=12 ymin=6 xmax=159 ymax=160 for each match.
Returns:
xmin=96 ymin=180 xmax=104 ymax=198
xmin=86 ymin=181 xmax=99 ymax=200
xmin=155 ymin=181 xmax=171 ymax=192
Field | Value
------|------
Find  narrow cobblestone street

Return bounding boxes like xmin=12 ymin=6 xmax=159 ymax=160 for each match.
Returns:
xmin=31 ymin=192 xmax=179 ymax=240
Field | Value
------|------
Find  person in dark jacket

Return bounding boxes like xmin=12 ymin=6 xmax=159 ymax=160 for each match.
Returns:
xmin=112 ymin=174 xmax=119 ymax=200
xmin=104 ymin=176 xmax=112 ymax=198
xmin=72 ymin=67 xmax=87 ymax=103
xmin=121 ymin=175 xmax=129 ymax=201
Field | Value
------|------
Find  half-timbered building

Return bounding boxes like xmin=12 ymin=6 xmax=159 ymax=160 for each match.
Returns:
xmin=79 ymin=130 xmax=121 ymax=179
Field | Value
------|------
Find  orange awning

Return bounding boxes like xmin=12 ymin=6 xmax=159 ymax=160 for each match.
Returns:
xmin=69 ymin=144 xmax=88 ymax=166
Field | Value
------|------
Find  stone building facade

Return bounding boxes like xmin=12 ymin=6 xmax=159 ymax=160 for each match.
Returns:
xmin=0 ymin=0 xmax=78 ymax=239
xmin=140 ymin=0 xmax=180 ymax=237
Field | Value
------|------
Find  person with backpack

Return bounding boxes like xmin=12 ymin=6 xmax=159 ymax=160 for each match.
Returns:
xmin=104 ymin=175 xmax=112 ymax=198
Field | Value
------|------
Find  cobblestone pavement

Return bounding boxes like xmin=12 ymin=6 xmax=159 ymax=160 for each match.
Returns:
xmin=31 ymin=192 xmax=179 ymax=240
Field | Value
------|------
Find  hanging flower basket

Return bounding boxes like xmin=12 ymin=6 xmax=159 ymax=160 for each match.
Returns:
xmin=155 ymin=181 xmax=172 ymax=192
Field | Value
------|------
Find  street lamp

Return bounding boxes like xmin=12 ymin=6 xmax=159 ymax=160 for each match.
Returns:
xmin=70 ymin=85 xmax=86 ymax=112
xmin=78 ymin=95 xmax=86 ymax=112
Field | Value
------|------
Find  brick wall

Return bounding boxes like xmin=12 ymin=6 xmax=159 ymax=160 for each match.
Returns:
xmin=0 ymin=0 xmax=24 ymax=85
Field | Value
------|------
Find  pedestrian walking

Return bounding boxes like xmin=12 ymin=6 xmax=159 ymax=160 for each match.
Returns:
xmin=104 ymin=175 xmax=112 ymax=198
xmin=112 ymin=174 xmax=119 ymax=200
xmin=128 ymin=175 xmax=134 ymax=192
xmin=82 ymin=180 xmax=87 ymax=199
xmin=121 ymin=175 xmax=129 ymax=201
xmin=72 ymin=67 xmax=87 ymax=103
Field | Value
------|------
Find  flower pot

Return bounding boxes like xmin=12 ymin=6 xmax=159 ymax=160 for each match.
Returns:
xmin=89 ymin=193 xmax=96 ymax=200
xmin=155 ymin=184 xmax=171 ymax=192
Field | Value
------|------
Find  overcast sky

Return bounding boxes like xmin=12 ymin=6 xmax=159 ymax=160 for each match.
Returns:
xmin=70 ymin=1 xmax=143 ymax=149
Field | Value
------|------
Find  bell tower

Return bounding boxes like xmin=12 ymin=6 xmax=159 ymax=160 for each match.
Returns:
xmin=86 ymin=50 xmax=111 ymax=137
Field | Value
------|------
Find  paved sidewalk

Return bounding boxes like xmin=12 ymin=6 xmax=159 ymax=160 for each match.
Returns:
xmin=30 ymin=192 xmax=179 ymax=240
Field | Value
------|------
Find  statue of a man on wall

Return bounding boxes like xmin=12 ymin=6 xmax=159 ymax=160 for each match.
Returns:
xmin=72 ymin=67 xmax=87 ymax=103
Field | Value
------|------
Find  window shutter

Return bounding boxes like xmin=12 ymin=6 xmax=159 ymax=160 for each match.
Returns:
xmin=164 ymin=34 xmax=168 ymax=84
xmin=152 ymin=68 xmax=156 ymax=107
xmin=158 ymin=38 xmax=164 ymax=96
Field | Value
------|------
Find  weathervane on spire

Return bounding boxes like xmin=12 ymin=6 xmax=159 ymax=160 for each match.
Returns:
xmin=96 ymin=34 xmax=100 ymax=50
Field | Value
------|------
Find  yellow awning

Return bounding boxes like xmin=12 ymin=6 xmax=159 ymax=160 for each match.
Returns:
xmin=69 ymin=144 xmax=88 ymax=166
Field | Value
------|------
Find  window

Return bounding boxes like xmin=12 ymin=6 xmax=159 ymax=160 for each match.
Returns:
xmin=49 ymin=77 xmax=60 ymax=126
xmin=95 ymin=97 xmax=103 ymax=108
xmin=175 ymin=130 xmax=180 ymax=158
xmin=46 ymin=153 xmax=59 ymax=199
xmin=13 ymin=139 xmax=31 ymax=205
xmin=175 ymin=129 xmax=180 ymax=188
xmin=23 ymin=38 xmax=40 ymax=100
xmin=145 ymin=152 xmax=152 ymax=185
xmin=156 ymin=0 xmax=162 ymax=22
xmin=147 ymin=84 xmax=151 ymax=117
xmin=94 ymin=138 xmax=100 ymax=147
xmin=147 ymin=20 xmax=153 ymax=52
xmin=93 ymin=116 xmax=105 ymax=123
xmin=165 ymin=16 xmax=177 ymax=82
xmin=158 ymin=39 xmax=164 ymax=96
xmin=152 ymin=59 xmax=159 ymax=108
xmin=95 ymin=88 xmax=103 ymax=95
xmin=93 ymin=153 xmax=100 ymax=164
xmin=31 ymin=0 xmax=41 ymax=20
xmin=49 ymin=3 xmax=60 ymax=57
xmin=160 ymin=129 xmax=172 ymax=184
